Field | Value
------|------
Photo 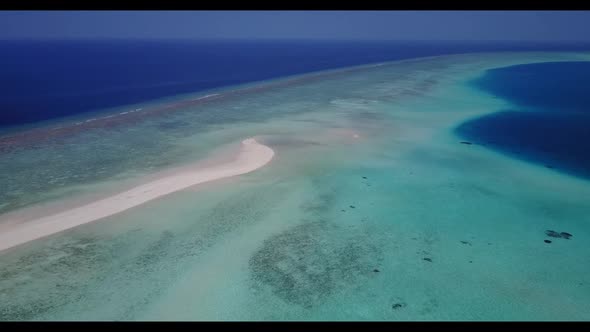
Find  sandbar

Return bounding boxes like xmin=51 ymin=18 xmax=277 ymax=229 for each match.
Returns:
xmin=0 ymin=138 xmax=274 ymax=252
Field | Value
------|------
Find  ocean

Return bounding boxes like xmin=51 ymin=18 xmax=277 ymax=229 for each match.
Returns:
xmin=2 ymin=39 xmax=590 ymax=129
xmin=1 ymin=40 xmax=590 ymax=321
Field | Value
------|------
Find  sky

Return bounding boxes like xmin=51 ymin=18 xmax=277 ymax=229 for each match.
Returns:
xmin=1 ymin=11 xmax=590 ymax=41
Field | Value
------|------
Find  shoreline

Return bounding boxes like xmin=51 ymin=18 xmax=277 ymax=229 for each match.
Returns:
xmin=0 ymin=138 xmax=274 ymax=253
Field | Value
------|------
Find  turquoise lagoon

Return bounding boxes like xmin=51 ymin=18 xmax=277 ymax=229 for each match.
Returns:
xmin=1 ymin=52 xmax=590 ymax=320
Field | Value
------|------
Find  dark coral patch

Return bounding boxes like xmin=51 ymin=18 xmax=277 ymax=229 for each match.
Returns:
xmin=249 ymin=221 xmax=382 ymax=309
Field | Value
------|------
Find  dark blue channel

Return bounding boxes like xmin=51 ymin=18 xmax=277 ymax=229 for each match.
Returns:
xmin=455 ymin=61 xmax=590 ymax=180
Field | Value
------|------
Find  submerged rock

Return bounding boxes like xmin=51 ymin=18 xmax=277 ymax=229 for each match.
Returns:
xmin=423 ymin=258 xmax=432 ymax=262
xmin=392 ymin=302 xmax=406 ymax=310
xmin=349 ymin=205 xmax=356 ymax=209
xmin=545 ymin=230 xmax=573 ymax=239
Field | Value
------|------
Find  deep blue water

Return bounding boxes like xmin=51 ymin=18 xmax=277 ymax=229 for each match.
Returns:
xmin=456 ymin=61 xmax=590 ymax=180
xmin=2 ymin=39 xmax=590 ymax=129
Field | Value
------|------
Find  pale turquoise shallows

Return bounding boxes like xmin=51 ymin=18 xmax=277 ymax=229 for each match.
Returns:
xmin=1 ymin=52 xmax=590 ymax=321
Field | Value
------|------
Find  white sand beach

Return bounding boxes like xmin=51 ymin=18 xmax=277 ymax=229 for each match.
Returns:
xmin=0 ymin=138 xmax=274 ymax=252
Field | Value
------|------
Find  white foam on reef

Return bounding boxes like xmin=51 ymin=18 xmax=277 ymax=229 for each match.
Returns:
xmin=192 ymin=93 xmax=220 ymax=101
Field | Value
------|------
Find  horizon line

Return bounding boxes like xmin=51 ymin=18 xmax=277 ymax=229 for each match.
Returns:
xmin=2 ymin=37 xmax=590 ymax=43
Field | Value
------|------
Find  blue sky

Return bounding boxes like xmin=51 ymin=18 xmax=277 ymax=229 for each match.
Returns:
xmin=1 ymin=11 xmax=589 ymax=41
